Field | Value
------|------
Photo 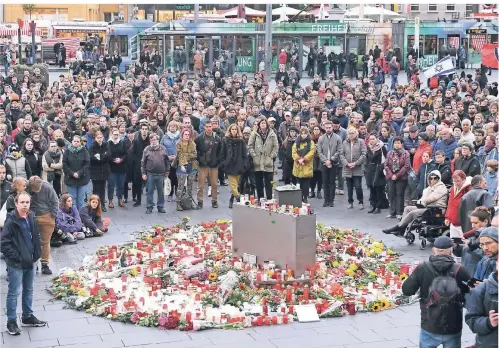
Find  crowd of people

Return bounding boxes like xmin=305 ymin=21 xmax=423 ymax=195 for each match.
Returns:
xmin=0 ymin=42 xmax=498 ymax=343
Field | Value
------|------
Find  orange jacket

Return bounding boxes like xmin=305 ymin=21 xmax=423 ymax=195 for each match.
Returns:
xmin=413 ymin=142 xmax=433 ymax=172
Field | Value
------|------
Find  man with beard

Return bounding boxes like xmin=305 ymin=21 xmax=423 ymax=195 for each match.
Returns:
xmin=317 ymin=121 xmax=343 ymax=207
xmin=457 ymin=101 xmax=468 ymax=120
xmin=129 ymin=123 xmax=150 ymax=207
xmin=35 ymin=110 xmax=53 ymax=135
xmin=14 ymin=118 xmax=33 ymax=147
xmin=42 ymin=141 xmax=63 ymax=196
xmin=298 ymin=100 xmax=311 ymax=125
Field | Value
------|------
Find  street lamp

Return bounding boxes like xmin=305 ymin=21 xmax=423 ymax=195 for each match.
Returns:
xmin=17 ymin=19 xmax=24 ymax=65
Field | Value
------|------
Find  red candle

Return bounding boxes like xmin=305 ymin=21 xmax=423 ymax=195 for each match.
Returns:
xmin=282 ymin=315 xmax=288 ymax=324
xmin=186 ymin=312 xmax=192 ymax=323
xmin=346 ymin=302 xmax=356 ymax=315
xmin=288 ymin=304 xmax=294 ymax=314
xmin=256 ymin=316 xmax=263 ymax=326
xmin=303 ymin=285 xmax=310 ymax=301
xmin=285 ymin=286 xmax=292 ymax=302
xmin=385 ymin=275 xmax=391 ymax=286
xmin=400 ymin=264 xmax=410 ymax=275
xmin=315 ymin=303 xmax=322 ymax=314
xmin=271 ymin=316 xmax=278 ymax=325
xmin=264 ymin=317 xmax=271 ymax=326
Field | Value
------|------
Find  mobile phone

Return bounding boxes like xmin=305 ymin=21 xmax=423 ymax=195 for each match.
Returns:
xmin=452 ymin=238 xmax=464 ymax=245
xmin=467 ymin=278 xmax=481 ymax=287
xmin=492 ymin=300 xmax=498 ymax=313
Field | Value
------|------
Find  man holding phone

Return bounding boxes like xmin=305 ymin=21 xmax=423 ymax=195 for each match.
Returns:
xmin=465 ymin=260 xmax=498 ymax=348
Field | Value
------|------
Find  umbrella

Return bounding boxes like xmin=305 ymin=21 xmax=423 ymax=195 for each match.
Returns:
xmin=222 ymin=6 xmax=266 ymax=17
xmin=271 ymin=6 xmax=304 ymax=16
xmin=344 ymin=6 xmax=403 ymax=18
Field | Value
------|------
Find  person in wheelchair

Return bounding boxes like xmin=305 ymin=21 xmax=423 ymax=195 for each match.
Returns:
xmin=383 ymin=170 xmax=448 ymax=235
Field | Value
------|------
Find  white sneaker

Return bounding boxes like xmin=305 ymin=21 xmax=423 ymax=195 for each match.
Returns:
xmin=208 ymin=187 xmax=212 ymax=197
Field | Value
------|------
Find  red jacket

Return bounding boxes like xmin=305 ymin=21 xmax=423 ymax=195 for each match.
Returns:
xmin=413 ymin=142 xmax=433 ymax=173
xmin=279 ymin=52 xmax=287 ymax=65
xmin=445 ymin=184 xmax=472 ymax=226
xmin=376 ymin=57 xmax=387 ymax=73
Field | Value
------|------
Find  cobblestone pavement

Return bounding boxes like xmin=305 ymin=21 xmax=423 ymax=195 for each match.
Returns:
xmin=1 ymin=182 xmax=476 ymax=348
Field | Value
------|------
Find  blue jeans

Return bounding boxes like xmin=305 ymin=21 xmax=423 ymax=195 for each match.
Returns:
xmin=6 ymin=264 xmax=35 ymax=321
xmin=391 ymin=74 xmax=398 ymax=90
xmin=419 ymin=329 xmax=461 ymax=348
xmin=108 ymin=172 xmax=125 ymax=200
xmin=146 ymin=174 xmax=165 ymax=209
xmin=66 ymin=183 xmax=90 ymax=210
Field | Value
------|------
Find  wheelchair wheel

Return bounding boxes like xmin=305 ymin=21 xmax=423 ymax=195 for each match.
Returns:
xmin=405 ymin=232 xmax=415 ymax=245
xmin=420 ymin=238 xmax=427 ymax=250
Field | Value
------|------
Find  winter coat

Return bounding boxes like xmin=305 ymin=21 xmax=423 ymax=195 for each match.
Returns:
xmin=89 ymin=141 xmax=110 ymax=181
xmin=433 ymin=137 xmax=459 ymax=160
xmin=413 ymin=142 xmax=433 ymax=173
xmin=129 ymin=135 xmax=150 ymax=181
xmin=340 ymin=137 xmax=367 ymax=178
xmin=453 ymin=230 xmax=485 ymax=277
xmin=5 ymin=155 xmax=32 ymax=180
xmin=484 ymin=171 xmax=497 ymax=199
xmin=402 ymin=254 xmax=470 ymax=335
xmin=55 ymin=206 xmax=83 ymax=233
xmin=316 ymin=132 xmax=343 ymax=167
xmin=459 ymin=188 xmax=494 ymax=234
xmin=416 ymin=161 xmax=438 ymax=195
xmin=248 ymin=129 xmax=279 ymax=173
xmin=436 ymin=159 xmax=452 ymax=186
xmin=420 ymin=180 xmax=448 ymax=208
xmin=403 ymin=136 xmax=419 ymax=154
xmin=455 ymin=155 xmax=481 ymax=178
xmin=0 ymin=210 xmax=41 ymax=269
xmin=194 ymin=132 xmax=224 ymax=169
xmin=174 ymin=141 xmax=198 ymax=174
xmin=23 ymin=150 xmax=42 ymax=177
xmin=222 ymin=137 xmax=247 ymax=176
xmin=108 ymin=140 xmax=127 ymax=174
xmin=292 ymin=137 xmax=315 ymax=179
xmin=465 ymin=272 xmax=498 ymax=348
xmin=42 ymin=150 xmax=63 ymax=182
xmin=384 ymin=149 xmax=411 ymax=181
xmin=0 ymin=179 xmax=12 ymax=208
xmin=160 ymin=132 xmax=180 ymax=156
xmin=79 ymin=205 xmax=103 ymax=232
xmin=63 ymin=145 xmax=90 ymax=187
xmin=365 ymin=146 xmax=387 ymax=187
xmin=478 ymin=146 xmax=499 ymax=175
xmin=445 ymin=184 xmax=472 ymax=226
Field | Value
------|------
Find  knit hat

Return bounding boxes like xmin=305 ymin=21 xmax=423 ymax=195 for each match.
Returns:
xmin=479 ymin=227 xmax=498 ymax=243
xmin=8 ymin=144 xmax=20 ymax=153
xmin=38 ymin=109 xmax=47 ymax=116
xmin=10 ymin=93 xmax=19 ymax=101
xmin=409 ymin=125 xmax=419 ymax=133
xmin=242 ymin=127 xmax=252 ymax=134
xmin=434 ymin=236 xmax=453 ymax=249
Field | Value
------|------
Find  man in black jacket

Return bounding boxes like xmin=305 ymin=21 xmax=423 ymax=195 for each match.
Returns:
xmin=402 ymin=236 xmax=471 ymax=347
xmin=0 ymin=164 xmax=12 ymax=208
xmin=195 ymin=120 xmax=224 ymax=209
xmin=130 ymin=123 xmax=150 ymax=207
xmin=1 ymin=192 xmax=47 ymax=335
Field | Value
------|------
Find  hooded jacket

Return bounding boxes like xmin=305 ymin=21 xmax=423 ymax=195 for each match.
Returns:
xmin=416 ymin=161 xmax=438 ymax=195
xmin=419 ymin=171 xmax=448 ymax=207
xmin=465 ymin=271 xmax=498 ymax=348
xmin=402 ymin=254 xmax=470 ymax=335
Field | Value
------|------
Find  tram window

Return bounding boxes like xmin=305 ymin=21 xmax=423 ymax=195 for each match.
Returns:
xmin=109 ymin=35 xmax=128 ymax=56
xmin=236 ymin=37 xmax=254 ymax=58
xmin=423 ymin=35 xmax=437 ymax=55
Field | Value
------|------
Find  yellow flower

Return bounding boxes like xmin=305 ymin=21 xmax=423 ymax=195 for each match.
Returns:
xmin=372 ymin=247 xmax=383 ymax=254
xmin=130 ymin=267 xmax=138 ymax=277
xmin=345 ymin=269 xmax=354 ymax=277
xmin=372 ymin=303 xmax=381 ymax=312
xmin=400 ymin=273 xmax=408 ymax=281
xmin=380 ymin=298 xmax=391 ymax=309
xmin=368 ymin=272 xmax=377 ymax=278
xmin=348 ymin=264 xmax=358 ymax=271
xmin=208 ymin=272 xmax=218 ymax=281
xmin=331 ymin=261 xmax=340 ymax=268
xmin=78 ymin=289 xmax=87 ymax=297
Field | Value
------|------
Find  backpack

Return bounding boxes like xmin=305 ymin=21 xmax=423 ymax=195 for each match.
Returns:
xmin=429 ymin=76 xmax=439 ymax=89
xmin=424 ymin=261 xmax=464 ymax=333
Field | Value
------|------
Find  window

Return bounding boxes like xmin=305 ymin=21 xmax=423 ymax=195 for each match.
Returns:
xmin=446 ymin=5 xmax=455 ymax=12
xmin=423 ymin=35 xmax=437 ymax=55
xmin=410 ymin=5 xmax=420 ymax=12
xmin=108 ymin=35 xmax=128 ymax=56
xmin=428 ymin=4 xmax=438 ymax=12
xmin=104 ymin=12 xmax=112 ymax=22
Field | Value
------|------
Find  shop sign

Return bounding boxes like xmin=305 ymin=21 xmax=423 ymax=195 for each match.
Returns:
xmin=418 ymin=54 xmax=438 ymax=68
xmin=175 ymin=5 xmax=193 ymax=11
xmin=237 ymin=56 xmax=253 ymax=69
xmin=274 ymin=22 xmax=375 ymax=35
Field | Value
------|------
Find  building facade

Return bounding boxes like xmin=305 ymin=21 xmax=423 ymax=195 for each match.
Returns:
xmin=3 ymin=4 xmax=128 ymax=22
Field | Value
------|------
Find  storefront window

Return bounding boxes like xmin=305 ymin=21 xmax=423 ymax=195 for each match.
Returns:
xmin=108 ymin=35 xmax=128 ymax=56
xmin=424 ymin=35 xmax=437 ymax=55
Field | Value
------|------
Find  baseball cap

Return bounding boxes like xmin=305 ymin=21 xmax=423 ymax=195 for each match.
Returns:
xmin=434 ymin=236 xmax=453 ymax=249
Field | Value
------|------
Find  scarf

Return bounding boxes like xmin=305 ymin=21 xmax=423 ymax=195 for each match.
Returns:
xmin=68 ymin=144 xmax=83 ymax=153
xmin=167 ymin=130 xmax=180 ymax=140
xmin=369 ymin=139 xmax=383 ymax=153
xmin=391 ymin=148 xmax=404 ymax=173
xmin=110 ymin=137 xmax=120 ymax=145
xmin=8 ymin=152 xmax=22 ymax=159
xmin=258 ymin=129 xmax=269 ymax=143
xmin=295 ymin=135 xmax=312 ymax=158
xmin=485 ymin=142 xmax=496 ymax=154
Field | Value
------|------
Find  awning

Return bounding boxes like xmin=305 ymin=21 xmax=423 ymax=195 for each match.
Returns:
xmin=0 ymin=24 xmax=43 ymax=37
xmin=223 ymin=6 xmax=266 ymax=17
xmin=53 ymin=26 xmax=107 ymax=33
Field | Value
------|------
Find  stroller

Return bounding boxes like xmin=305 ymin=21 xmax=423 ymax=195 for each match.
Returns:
xmin=402 ymin=204 xmax=449 ymax=249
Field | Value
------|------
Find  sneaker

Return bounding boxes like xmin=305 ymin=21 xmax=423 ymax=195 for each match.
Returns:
xmin=212 ymin=200 xmax=218 ymax=208
xmin=359 ymin=204 xmax=364 ymax=210
xmin=386 ymin=214 xmax=397 ymax=219
xmin=41 ymin=264 xmax=52 ymax=275
xmin=347 ymin=203 xmax=353 ymax=209
xmin=157 ymin=208 xmax=166 ymax=213
xmin=396 ymin=215 xmax=402 ymax=220
xmin=220 ymin=182 xmax=228 ymax=186
xmin=167 ymin=196 xmax=173 ymax=202
xmin=208 ymin=187 xmax=212 ymax=197
xmin=338 ymin=190 xmax=344 ymax=195
xmin=146 ymin=207 xmax=153 ymax=214
xmin=74 ymin=232 xmax=86 ymax=240
xmin=62 ymin=232 xmax=77 ymax=244
xmin=101 ymin=206 xmax=107 ymax=213
xmin=21 ymin=315 xmax=47 ymax=327
xmin=6 ymin=320 xmax=20 ymax=335
xmin=133 ymin=202 xmax=141 ymax=207
xmin=322 ymin=201 xmax=329 ymax=207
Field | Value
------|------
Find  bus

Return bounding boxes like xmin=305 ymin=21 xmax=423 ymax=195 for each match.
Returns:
xmin=107 ymin=20 xmax=155 ymax=72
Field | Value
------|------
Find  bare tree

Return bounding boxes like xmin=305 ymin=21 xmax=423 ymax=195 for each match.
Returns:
xmin=22 ymin=4 xmax=37 ymax=20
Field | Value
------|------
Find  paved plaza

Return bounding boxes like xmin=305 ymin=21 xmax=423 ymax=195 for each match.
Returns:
xmin=1 ymin=183 xmax=477 ymax=348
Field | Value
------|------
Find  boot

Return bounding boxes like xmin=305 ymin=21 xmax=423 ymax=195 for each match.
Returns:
xmin=317 ymin=191 xmax=322 ymax=199
xmin=373 ymin=208 xmax=381 ymax=214
xmin=176 ymin=201 xmax=183 ymax=211
xmin=368 ymin=206 xmax=376 ymax=214
xmin=229 ymin=195 xmax=234 ymax=209
xmin=118 ymin=199 xmax=125 ymax=207
xmin=382 ymin=225 xmax=403 ymax=234
xmin=109 ymin=200 xmax=114 ymax=208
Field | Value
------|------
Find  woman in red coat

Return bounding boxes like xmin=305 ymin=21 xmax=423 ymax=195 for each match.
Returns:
xmin=444 ymin=170 xmax=471 ymax=238
xmin=413 ymin=133 xmax=433 ymax=173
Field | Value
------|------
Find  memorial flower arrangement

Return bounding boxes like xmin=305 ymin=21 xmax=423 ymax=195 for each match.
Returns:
xmin=49 ymin=218 xmax=417 ymax=331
